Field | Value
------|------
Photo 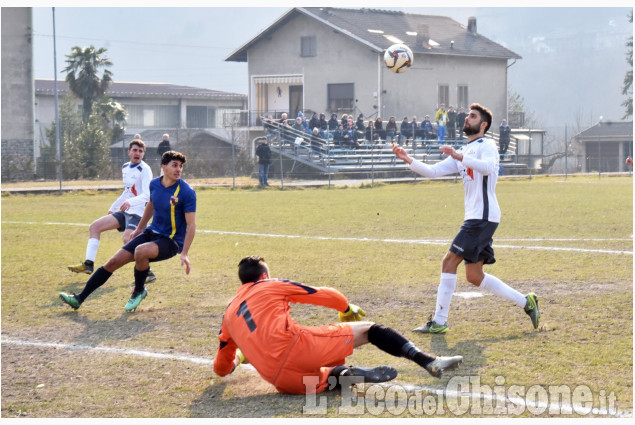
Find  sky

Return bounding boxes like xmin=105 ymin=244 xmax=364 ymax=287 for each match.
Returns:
xmin=24 ymin=1 xmax=634 ymax=129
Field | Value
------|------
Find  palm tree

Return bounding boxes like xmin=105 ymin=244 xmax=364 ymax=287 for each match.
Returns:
xmin=63 ymin=46 xmax=113 ymax=123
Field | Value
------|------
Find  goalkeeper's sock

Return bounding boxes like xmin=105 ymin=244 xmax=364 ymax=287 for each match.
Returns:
xmin=368 ymin=324 xmax=434 ymax=368
xmin=85 ymin=238 xmax=100 ymax=263
xmin=479 ymin=273 xmax=526 ymax=308
xmin=432 ymin=273 xmax=456 ymax=325
xmin=77 ymin=266 xmax=112 ymax=303
xmin=133 ymin=267 xmax=149 ymax=294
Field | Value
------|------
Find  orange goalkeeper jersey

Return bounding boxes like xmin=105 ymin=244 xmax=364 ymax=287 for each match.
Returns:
xmin=213 ymin=279 xmax=349 ymax=383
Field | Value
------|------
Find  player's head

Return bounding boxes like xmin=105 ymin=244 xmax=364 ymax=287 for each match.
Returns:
xmin=128 ymin=140 xmax=146 ymax=164
xmin=161 ymin=150 xmax=186 ymax=166
xmin=129 ymin=139 xmax=145 ymax=151
xmin=238 ymin=256 xmax=270 ymax=284
xmin=469 ymin=103 xmax=493 ymax=133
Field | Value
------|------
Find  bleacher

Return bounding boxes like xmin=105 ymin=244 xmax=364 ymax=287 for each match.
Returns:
xmin=261 ymin=118 xmax=524 ymax=175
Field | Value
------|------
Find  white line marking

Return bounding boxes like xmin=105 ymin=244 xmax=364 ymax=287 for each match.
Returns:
xmin=2 ymin=338 xmax=629 ymax=417
xmin=454 ymin=292 xmax=484 ymax=299
xmin=2 ymin=221 xmax=632 ymax=255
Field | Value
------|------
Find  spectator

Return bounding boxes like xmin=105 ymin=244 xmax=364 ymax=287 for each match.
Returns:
xmin=627 ymin=156 xmax=633 ymax=166
xmin=457 ymin=107 xmax=468 ymax=140
xmin=342 ymin=119 xmax=359 ymax=149
xmin=157 ymin=133 xmax=171 ymax=157
xmin=298 ymin=111 xmax=310 ymax=133
xmin=447 ymin=106 xmax=457 ymax=140
xmin=386 ymin=116 xmax=398 ymax=143
xmin=399 ymin=117 xmax=413 ymax=145
xmin=422 ymin=115 xmax=434 ymax=140
xmin=435 ymin=103 xmax=448 ymax=143
xmin=411 ymin=115 xmax=420 ymax=146
xmin=328 ymin=113 xmax=339 ymax=131
xmin=498 ymin=119 xmax=511 ymax=154
xmin=333 ymin=124 xmax=345 ymax=145
xmin=310 ymin=127 xmax=326 ymax=154
xmin=309 ymin=112 xmax=320 ymax=131
xmin=340 ymin=114 xmax=349 ymax=128
xmin=365 ymin=120 xmax=380 ymax=143
xmin=319 ymin=113 xmax=328 ymax=135
xmin=292 ymin=116 xmax=305 ymax=133
xmin=157 ymin=133 xmax=172 ymax=176
xmin=255 ymin=137 xmax=272 ymax=187
xmin=374 ymin=116 xmax=386 ymax=141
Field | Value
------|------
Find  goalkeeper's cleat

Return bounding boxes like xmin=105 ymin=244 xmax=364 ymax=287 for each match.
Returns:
xmin=346 ymin=365 xmax=398 ymax=383
xmin=67 ymin=261 xmax=94 ymax=275
xmin=413 ymin=320 xmax=449 ymax=334
xmin=124 ymin=289 xmax=147 ymax=312
xmin=425 ymin=356 xmax=463 ymax=378
xmin=524 ymin=293 xmax=540 ymax=329
xmin=145 ymin=269 xmax=157 ymax=284
xmin=59 ymin=292 xmax=81 ymax=310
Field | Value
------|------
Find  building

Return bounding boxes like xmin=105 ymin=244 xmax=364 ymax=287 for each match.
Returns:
xmin=35 ymin=79 xmax=247 ymax=147
xmin=574 ymin=121 xmax=633 ymax=173
xmin=1 ymin=7 xmax=34 ymax=181
xmin=226 ymin=7 xmax=521 ymax=127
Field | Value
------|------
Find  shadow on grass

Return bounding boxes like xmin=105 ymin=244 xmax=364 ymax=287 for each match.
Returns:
xmin=189 ymin=381 xmax=347 ymax=418
xmin=429 ymin=332 xmax=538 ymax=377
xmin=58 ymin=311 xmax=158 ymax=347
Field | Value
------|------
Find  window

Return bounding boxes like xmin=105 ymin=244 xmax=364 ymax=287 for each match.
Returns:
xmin=457 ymin=85 xmax=469 ymax=109
xmin=438 ymin=84 xmax=449 ymax=107
xmin=187 ymin=106 xmax=207 ymax=128
xmin=122 ymin=104 xmax=178 ymax=128
xmin=301 ymin=36 xmax=317 ymax=57
xmin=327 ymin=83 xmax=354 ymax=112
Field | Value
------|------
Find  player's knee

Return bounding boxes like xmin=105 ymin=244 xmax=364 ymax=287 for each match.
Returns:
xmin=465 ymin=270 xmax=484 ymax=286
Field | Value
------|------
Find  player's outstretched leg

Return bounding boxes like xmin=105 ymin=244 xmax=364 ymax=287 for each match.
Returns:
xmin=124 ymin=289 xmax=147 ymax=312
xmin=59 ymin=293 xmax=82 ymax=310
xmin=368 ymin=324 xmax=462 ymax=378
xmin=524 ymin=293 xmax=540 ymax=329
xmin=67 ymin=260 xmax=94 ymax=275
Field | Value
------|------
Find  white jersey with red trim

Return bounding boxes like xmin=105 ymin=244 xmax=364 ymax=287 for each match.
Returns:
xmin=109 ymin=160 xmax=153 ymax=217
xmin=408 ymin=137 xmax=501 ymax=222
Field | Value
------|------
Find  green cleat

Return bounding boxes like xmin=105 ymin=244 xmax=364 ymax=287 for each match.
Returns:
xmin=67 ymin=261 xmax=94 ymax=275
xmin=125 ymin=289 xmax=147 ymax=312
xmin=425 ymin=356 xmax=463 ymax=378
xmin=413 ymin=320 xmax=449 ymax=334
xmin=59 ymin=292 xmax=81 ymax=310
xmin=145 ymin=270 xmax=157 ymax=284
xmin=524 ymin=293 xmax=540 ymax=329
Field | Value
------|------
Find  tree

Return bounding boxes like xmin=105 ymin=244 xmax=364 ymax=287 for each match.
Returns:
xmin=622 ymin=11 xmax=633 ymax=119
xmin=63 ymin=46 xmax=113 ymax=123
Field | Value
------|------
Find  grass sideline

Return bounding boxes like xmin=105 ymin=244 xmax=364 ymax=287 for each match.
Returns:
xmin=1 ymin=175 xmax=633 ymax=418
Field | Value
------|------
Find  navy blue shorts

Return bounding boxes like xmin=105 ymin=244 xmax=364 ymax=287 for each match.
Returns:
xmin=112 ymin=211 xmax=141 ymax=232
xmin=449 ymin=219 xmax=498 ymax=265
xmin=122 ymin=228 xmax=179 ymax=262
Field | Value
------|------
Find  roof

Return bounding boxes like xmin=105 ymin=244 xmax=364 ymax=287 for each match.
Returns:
xmin=35 ymin=79 xmax=246 ymax=101
xmin=226 ymin=7 xmax=521 ymax=62
xmin=575 ymin=121 xmax=633 ymax=140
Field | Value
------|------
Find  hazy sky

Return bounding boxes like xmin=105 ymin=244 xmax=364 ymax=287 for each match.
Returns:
xmin=27 ymin=2 xmax=633 ymax=129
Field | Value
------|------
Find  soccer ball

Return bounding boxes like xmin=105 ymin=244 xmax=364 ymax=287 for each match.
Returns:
xmin=384 ymin=44 xmax=413 ymax=73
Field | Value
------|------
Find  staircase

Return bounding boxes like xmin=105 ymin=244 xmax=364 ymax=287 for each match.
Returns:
xmin=261 ymin=119 xmax=527 ymax=176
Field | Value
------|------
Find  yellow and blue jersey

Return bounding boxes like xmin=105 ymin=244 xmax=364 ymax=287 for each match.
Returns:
xmin=148 ymin=177 xmax=196 ymax=251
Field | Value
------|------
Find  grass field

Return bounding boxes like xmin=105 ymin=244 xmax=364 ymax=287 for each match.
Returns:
xmin=1 ymin=175 xmax=633 ymax=418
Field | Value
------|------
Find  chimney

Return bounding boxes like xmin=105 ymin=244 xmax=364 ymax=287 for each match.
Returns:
xmin=467 ymin=17 xmax=477 ymax=34
xmin=416 ymin=24 xmax=429 ymax=47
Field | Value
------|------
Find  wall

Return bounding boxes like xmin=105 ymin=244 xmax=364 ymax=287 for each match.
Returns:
xmin=1 ymin=7 xmax=34 ymax=181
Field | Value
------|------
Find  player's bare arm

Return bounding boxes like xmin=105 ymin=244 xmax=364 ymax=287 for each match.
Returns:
xmin=180 ymin=211 xmax=196 ymax=275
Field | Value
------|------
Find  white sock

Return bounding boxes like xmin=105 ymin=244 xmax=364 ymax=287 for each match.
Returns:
xmin=85 ymin=238 xmax=100 ymax=263
xmin=479 ymin=273 xmax=526 ymax=308
xmin=432 ymin=273 xmax=457 ymax=324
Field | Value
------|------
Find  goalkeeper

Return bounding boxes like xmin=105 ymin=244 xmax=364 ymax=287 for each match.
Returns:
xmin=213 ymin=256 xmax=463 ymax=394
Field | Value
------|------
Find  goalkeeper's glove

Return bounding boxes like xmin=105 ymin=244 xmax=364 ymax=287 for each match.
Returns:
xmin=339 ymin=303 xmax=366 ymax=322
xmin=236 ymin=348 xmax=249 ymax=364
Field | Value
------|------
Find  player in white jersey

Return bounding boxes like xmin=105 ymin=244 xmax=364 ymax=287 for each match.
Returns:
xmin=67 ymin=139 xmax=156 ymax=283
xmin=393 ymin=103 xmax=539 ymax=333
